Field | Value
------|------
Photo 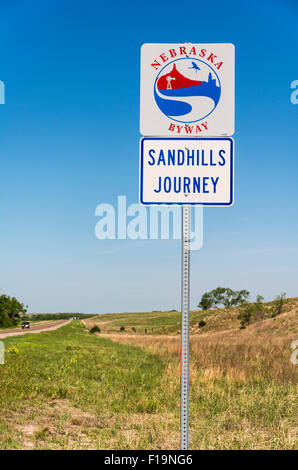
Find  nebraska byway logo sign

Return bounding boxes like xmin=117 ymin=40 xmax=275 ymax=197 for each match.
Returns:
xmin=140 ymin=43 xmax=234 ymax=137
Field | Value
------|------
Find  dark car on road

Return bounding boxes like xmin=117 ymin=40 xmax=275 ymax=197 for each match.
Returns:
xmin=21 ymin=321 xmax=30 ymax=329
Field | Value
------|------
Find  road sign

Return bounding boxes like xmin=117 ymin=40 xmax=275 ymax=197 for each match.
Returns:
xmin=139 ymin=43 xmax=235 ymax=451
xmin=140 ymin=137 xmax=234 ymax=206
xmin=140 ymin=43 xmax=234 ymax=137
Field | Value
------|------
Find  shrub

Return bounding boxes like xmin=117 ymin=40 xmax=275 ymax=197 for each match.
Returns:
xmin=271 ymin=293 xmax=287 ymax=318
xmin=237 ymin=295 xmax=265 ymax=328
xmin=120 ymin=326 xmax=125 ymax=332
xmin=198 ymin=320 xmax=206 ymax=328
xmin=238 ymin=305 xmax=253 ymax=328
xmin=90 ymin=325 xmax=101 ymax=334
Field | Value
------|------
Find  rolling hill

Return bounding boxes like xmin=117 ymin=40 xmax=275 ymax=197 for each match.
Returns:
xmin=84 ymin=297 xmax=298 ymax=337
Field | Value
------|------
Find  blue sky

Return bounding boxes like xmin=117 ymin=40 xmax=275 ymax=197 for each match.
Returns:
xmin=0 ymin=0 xmax=297 ymax=313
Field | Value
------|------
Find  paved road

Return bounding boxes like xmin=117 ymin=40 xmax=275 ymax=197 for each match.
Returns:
xmin=0 ymin=319 xmax=72 ymax=339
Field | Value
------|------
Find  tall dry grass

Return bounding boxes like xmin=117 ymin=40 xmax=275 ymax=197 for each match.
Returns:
xmin=101 ymin=331 xmax=297 ymax=383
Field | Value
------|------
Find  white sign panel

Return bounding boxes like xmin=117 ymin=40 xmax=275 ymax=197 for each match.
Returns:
xmin=140 ymin=43 xmax=234 ymax=137
xmin=140 ymin=137 xmax=234 ymax=205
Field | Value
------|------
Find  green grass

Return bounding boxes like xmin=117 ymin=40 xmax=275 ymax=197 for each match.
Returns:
xmin=93 ymin=309 xmax=213 ymax=334
xmin=0 ymin=320 xmax=296 ymax=450
xmin=1 ymin=322 xmax=166 ymax=413
xmin=0 ymin=321 xmax=175 ymax=449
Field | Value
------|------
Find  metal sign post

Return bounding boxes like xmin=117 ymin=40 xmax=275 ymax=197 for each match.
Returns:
xmin=181 ymin=205 xmax=190 ymax=450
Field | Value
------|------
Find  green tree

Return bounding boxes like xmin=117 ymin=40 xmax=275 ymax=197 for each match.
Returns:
xmin=198 ymin=291 xmax=214 ymax=310
xmin=0 ymin=294 xmax=27 ymax=327
xmin=198 ymin=287 xmax=250 ymax=310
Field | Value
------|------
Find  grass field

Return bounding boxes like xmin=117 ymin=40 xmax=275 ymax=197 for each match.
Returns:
xmin=87 ymin=309 xmax=210 ymax=334
xmin=0 ymin=300 xmax=297 ymax=450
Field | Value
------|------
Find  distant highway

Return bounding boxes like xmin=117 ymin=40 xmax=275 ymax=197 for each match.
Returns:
xmin=0 ymin=319 xmax=71 ymax=339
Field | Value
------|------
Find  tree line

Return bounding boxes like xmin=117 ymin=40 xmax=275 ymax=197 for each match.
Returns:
xmin=27 ymin=313 xmax=95 ymax=321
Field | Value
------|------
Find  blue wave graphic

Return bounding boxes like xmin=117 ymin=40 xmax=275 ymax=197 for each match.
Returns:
xmin=155 ymin=82 xmax=221 ymax=118
xmin=154 ymin=88 xmax=191 ymax=116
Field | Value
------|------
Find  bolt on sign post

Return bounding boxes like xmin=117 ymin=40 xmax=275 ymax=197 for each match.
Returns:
xmin=139 ymin=43 xmax=235 ymax=450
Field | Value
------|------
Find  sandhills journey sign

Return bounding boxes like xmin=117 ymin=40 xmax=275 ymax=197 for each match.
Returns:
xmin=140 ymin=137 xmax=233 ymax=205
